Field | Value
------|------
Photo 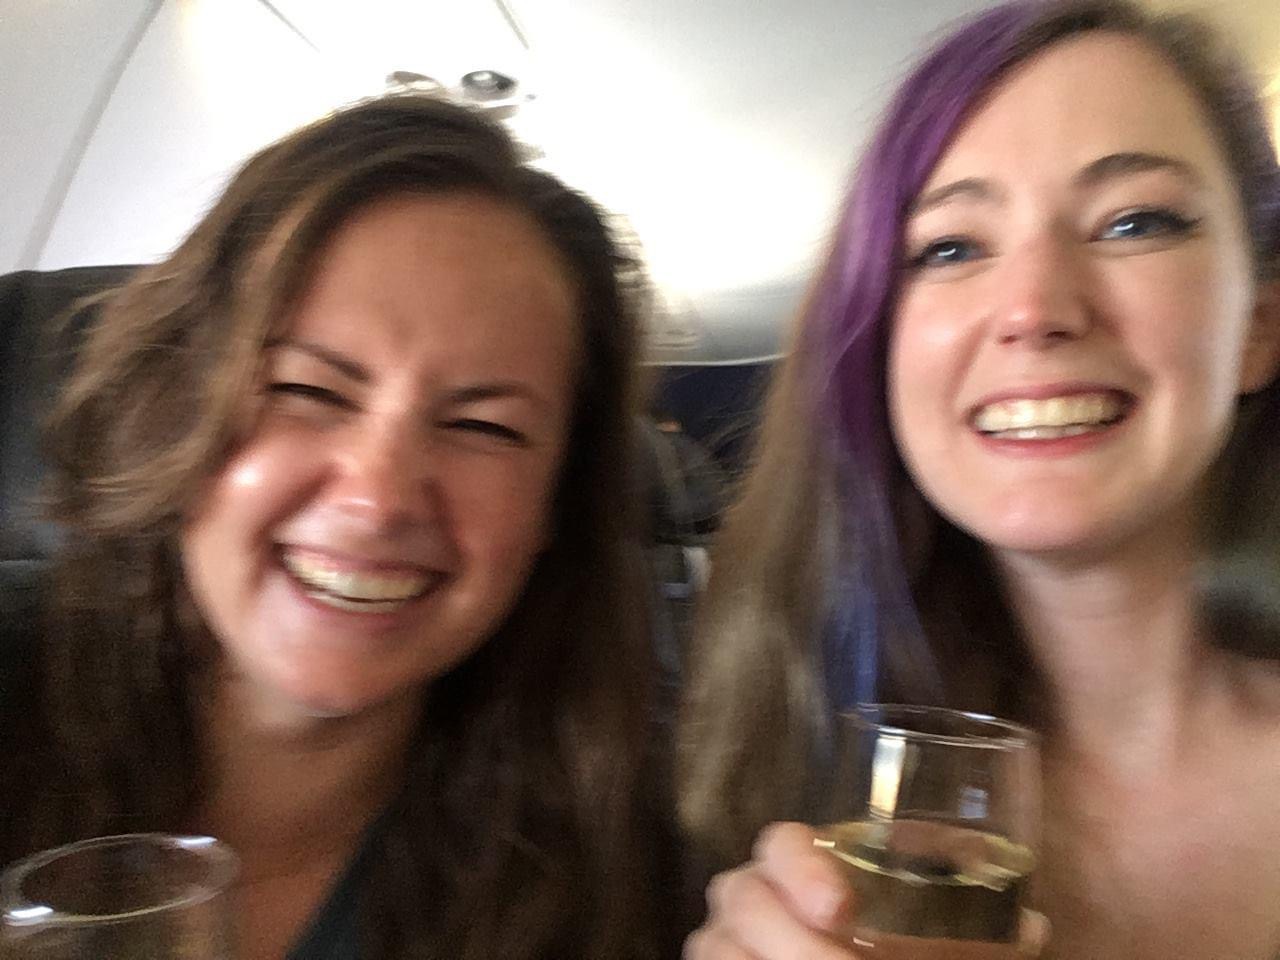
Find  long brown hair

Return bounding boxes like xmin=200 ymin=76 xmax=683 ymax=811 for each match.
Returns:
xmin=679 ymin=0 xmax=1280 ymax=864
xmin=6 ymin=95 xmax=666 ymax=959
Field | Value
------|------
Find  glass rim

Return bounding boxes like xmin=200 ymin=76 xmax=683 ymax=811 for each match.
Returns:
xmin=1 ymin=833 xmax=239 ymax=928
xmin=841 ymin=702 xmax=1038 ymax=750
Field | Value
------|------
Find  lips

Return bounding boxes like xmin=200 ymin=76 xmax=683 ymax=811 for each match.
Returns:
xmin=280 ymin=548 xmax=440 ymax=612
xmin=971 ymin=391 xmax=1131 ymax=439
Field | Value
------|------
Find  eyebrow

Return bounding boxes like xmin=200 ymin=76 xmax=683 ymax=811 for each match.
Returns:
xmin=1072 ymin=151 xmax=1205 ymax=190
xmin=266 ymin=338 xmax=370 ymax=383
xmin=910 ymin=151 xmax=1206 ymax=217
xmin=447 ymin=382 xmax=548 ymax=411
xmin=910 ymin=177 xmax=1002 ymax=215
xmin=266 ymin=340 xmax=548 ymax=409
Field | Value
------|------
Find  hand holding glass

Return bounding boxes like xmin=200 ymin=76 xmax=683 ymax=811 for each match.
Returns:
xmin=816 ymin=705 xmax=1041 ymax=955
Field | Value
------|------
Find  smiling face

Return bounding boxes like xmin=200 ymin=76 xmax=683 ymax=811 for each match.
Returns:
xmin=887 ymin=32 xmax=1280 ymax=564
xmin=181 ymin=193 xmax=579 ymax=720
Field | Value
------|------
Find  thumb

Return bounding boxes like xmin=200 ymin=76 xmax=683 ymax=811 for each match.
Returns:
xmin=1018 ymin=910 xmax=1050 ymax=957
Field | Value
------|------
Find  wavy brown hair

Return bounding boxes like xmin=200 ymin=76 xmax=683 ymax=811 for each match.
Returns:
xmin=4 ymin=95 xmax=668 ymax=959
xmin=679 ymin=0 xmax=1280 ymax=864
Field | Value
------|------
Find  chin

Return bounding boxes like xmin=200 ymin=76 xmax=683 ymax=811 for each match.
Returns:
xmin=979 ymin=520 xmax=1141 ymax=565
xmin=268 ymin=671 xmax=413 ymax=724
xmin=950 ymin=507 xmax=1105 ymax=558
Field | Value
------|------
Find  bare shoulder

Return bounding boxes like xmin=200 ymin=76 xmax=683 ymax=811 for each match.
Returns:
xmin=1038 ymin=659 xmax=1280 ymax=960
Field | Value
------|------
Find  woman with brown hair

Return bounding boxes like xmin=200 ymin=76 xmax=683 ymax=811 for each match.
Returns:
xmin=0 ymin=94 xmax=671 ymax=959
xmin=680 ymin=1 xmax=1280 ymax=957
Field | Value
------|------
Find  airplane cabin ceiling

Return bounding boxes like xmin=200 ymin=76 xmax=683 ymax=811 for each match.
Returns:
xmin=4 ymin=0 xmax=1278 ymax=362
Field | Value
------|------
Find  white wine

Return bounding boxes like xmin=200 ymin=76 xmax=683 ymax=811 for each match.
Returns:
xmin=816 ymin=819 xmax=1034 ymax=944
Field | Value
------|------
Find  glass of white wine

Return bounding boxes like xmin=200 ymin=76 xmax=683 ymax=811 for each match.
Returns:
xmin=816 ymin=705 xmax=1040 ymax=956
xmin=0 ymin=833 xmax=238 ymax=959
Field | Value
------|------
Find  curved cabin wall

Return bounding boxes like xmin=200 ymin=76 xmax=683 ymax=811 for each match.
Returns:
xmin=1 ymin=0 xmax=155 ymax=271
xmin=8 ymin=0 xmax=340 ymax=273
xmin=2 ymin=0 xmax=528 ymax=275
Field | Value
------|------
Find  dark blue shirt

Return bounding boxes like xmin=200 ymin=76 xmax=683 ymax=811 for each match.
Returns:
xmin=285 ymin=826 xmax=378 ymax=960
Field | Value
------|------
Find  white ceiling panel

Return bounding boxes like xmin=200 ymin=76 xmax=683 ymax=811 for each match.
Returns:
xmin=0 ymin=0 xmax=157 ymax=270
xmin=266 ymin=0 xmax=531 ymax=94
xmin=37 ymin=0 xmax=346 ymax=269
xmin=6 ymin=0 xmax=1278 ymax=359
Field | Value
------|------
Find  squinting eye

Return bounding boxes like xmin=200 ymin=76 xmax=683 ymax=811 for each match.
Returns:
xmin=445 ymin=418 xmax=527 ymax=445
xmin=266 ymin=382 xmax=353 ymax=408
xmin=1097 ymin=209 xmax=1200 ymax=242
xmin=908 ymin=236 xmax=985 ymax=269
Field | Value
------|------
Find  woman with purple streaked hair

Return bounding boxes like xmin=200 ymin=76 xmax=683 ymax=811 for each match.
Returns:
xmin=678 ymin=1 xmax=1280 ymax=957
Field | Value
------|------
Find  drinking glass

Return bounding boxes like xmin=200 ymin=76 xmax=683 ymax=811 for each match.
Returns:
xmin=1 ymin=833 xmax=238 ymax=959
xmin=816 ymin=705 xmax=1040 ymax=955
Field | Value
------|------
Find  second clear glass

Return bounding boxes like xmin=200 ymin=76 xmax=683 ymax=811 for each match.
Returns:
xmin=0 ymin=833 xmax=238 ymax=959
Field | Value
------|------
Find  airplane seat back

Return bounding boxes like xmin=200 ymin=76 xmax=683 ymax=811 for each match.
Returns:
xmin=652 ymin=361 xmax=773 ymax=478
xmin=0 ymin=267 xmax=137 ymax=586
xmin=0 ymin=267 xmax=136 ymax=706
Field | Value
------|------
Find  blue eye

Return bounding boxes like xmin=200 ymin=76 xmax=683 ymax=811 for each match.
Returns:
xmin=1098 ymin=209 xmax=1199 ymax=242
xmin=909 ymin=236 xmax=984 ymax=269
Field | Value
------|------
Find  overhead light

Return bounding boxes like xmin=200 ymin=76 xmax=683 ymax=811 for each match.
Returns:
xmin=385 ymin=67 xmax=532 ymax=120
xmin=385 ymin=71 xmax=445 ymax=93
xmin=382 ymin=68 xmax=542 ymax=159
xmin=461 ymin=69 xmax=518 ymax=100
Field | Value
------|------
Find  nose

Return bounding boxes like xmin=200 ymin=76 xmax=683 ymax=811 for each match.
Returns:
xmin=329 ymin=417 xmax=435 ymax=534
xmin=990 ymin=229 xmax=1091 ymax=348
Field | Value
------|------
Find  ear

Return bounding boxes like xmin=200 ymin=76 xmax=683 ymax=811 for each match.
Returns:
xmin=1241 ymin=279 xmax=1280 ymax=394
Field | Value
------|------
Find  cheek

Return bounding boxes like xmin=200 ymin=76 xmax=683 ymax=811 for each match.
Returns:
xmin=444 ymin=459 xmax=561 ymax=566
xmin=888 ymin=293 xmax=970 ymax=444
xmin=182 ymin=440 xmax=321 ymax=591
xmin=893 ymin=277 xmax=988 ymax=374
xmin=1108 ymin=255 xmax=1254 ymax=400
xmin=179 ymin=477 xmax=251 ymax=645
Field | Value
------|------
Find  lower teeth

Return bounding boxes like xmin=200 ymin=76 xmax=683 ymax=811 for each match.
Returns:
xmin=305 ymin=590 xmax=410 ymax=612
xmin=992 ymin=424 xmax=1100 ymax=440
xmin=285 ymin=567 xmax=422 ymax=610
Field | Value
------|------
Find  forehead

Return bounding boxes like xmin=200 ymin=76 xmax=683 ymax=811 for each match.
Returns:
xmin=308 ymin=192 xmax=572 ymax=310
xmin=923 ymin=31 xmax=1232 ymax=191
xmin=285 ymin=192 xmax=579 ymax=363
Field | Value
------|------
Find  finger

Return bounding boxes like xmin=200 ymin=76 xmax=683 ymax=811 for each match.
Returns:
xmin=707 ymin=863 xmax=861 ymax=960
xmin=1018 ymin=911 xmax=1051 ymax=956
xmin=683 ymin=926 xmax=759 ymax=960
xmin=753 ymin=821 xmax=853 ymax=929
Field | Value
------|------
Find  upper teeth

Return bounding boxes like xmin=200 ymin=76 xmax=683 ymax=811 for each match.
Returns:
xmin=282 ymin=552 xmax=431 ymax=603
xmin=973 ymin=393 xmax=1125 ymax=433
